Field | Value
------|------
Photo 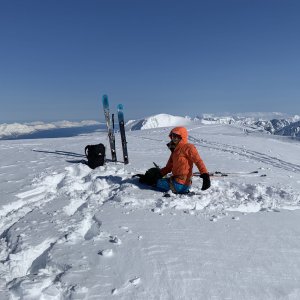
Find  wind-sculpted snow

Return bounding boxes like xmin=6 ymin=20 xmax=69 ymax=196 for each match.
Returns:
xmin=2 ymin=164 xmax=300 ymax=286
xmin=1 ymin=161 xmax=299 ymax=297
xmin=0 ymin=164 xmax=126 ymax=298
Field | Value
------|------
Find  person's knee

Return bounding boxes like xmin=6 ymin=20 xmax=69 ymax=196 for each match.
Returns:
xmin=173 ymin=182 xmax=190 ymax=194
xmin=156 ymin=179 xmax=170 ymax=191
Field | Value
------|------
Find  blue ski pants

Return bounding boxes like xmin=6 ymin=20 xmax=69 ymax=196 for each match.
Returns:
xmin=156 ymin=178 xmax=190 ymax=194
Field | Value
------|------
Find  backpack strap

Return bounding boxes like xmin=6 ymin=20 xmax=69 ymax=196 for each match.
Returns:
xmin=84 ymin=145 xmax=90 ymax=158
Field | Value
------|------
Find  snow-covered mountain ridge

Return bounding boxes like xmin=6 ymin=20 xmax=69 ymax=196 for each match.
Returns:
xmin=0 ymin=120 xmax=101 ymax=139
xmin=1 ymin=113 xmax=300 ymax=139
xmin=127 ymin=113 xmax=300 ymax=138
xmin=126 ymin=113 xmax=193 ymax=130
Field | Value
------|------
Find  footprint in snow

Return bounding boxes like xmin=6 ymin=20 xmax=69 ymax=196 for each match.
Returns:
xmin=119 ymin=226 xmax=132 ymax=233
xmin=111 ymin=277 xmax=141 ymax=295
xmin=109 ymin=236 xmax=122 ymax=245
xmin=184 ymin=209 xmax=195 ymax=215
xmin=84 ymin=218 xmax=102 ymax=240
xmin=209 ymin=215 xmax=219 ymax=222
xmin=98 ymin=249 xmax=114 ymax=257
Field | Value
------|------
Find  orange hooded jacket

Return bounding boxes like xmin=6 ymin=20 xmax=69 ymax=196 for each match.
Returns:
xmin=160 ymin=127 xmax=208 ymax=185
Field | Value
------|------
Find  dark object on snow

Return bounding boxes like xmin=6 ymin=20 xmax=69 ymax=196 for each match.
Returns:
xmin=200 ymin=173 xmax=211 ymax=190
xmin=84 ymin=144 xmax=105 ymax=169
xmin=133 ymin=167 xmax=163 ymax=186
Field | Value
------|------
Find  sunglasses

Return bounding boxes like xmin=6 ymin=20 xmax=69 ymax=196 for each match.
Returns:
xmin=169 ymin=133 xmax=182 ymax=140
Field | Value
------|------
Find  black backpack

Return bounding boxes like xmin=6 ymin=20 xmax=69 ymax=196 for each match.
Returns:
xmin=84 ymin=144 xmax=105 ymax=169
xmin=133 ymin=167 xmax=162 ymax=186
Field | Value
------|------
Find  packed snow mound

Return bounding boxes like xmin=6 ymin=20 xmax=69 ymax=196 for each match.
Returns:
xmin=0 ymin=120 xmax=100 ymax=139
xmin=126 ymin=114 xmax=193 ymax=130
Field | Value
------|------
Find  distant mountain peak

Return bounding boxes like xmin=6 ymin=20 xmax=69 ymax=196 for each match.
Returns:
xmin=126 ymin=114 xmax=192 ymax=130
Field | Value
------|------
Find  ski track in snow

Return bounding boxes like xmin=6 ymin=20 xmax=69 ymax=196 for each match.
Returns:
xmin=133 ymin=132 xmax=300 ymax=173
xmin=1 ymin=128 xmax=300 ymax=298
xmin=189 ymin=135 xmax=300 ymax=173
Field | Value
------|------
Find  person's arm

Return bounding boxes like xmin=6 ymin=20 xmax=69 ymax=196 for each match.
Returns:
xmin=160 ymin=155 xmax=173 ymax=177
xmin=186 ymin=144 xmax=210 ymax=190
xmin=186 ymin=144 xmax=208 ymax=174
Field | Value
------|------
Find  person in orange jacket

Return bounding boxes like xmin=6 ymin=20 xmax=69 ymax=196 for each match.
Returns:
xmin=157 ymin=126 xmax=210 ymax=194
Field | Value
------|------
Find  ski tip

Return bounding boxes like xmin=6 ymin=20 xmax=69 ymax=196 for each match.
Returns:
xmin=102 ymin=95 xmax=109 ymax=107
xmin=117 ymin=104 xmax=124 ymax=110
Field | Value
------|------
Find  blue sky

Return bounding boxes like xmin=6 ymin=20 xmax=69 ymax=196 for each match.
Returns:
xmin=0 ymin=0 xmax=299 ymax=122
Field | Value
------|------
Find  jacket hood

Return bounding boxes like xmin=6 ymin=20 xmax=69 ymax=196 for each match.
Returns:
xmin=170 ymin=127 xmax=188 ymax=144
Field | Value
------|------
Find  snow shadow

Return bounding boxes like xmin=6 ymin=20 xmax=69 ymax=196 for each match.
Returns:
xmin=33 ymin=149 xmax=85 ymax=158
xmin=96 ymin=174 xmax=152 ymax=192
xmin=33 ymin=150 xmax=125 ymax=164
xmin=96 ymin=175 xmax=133 ymax=186
xmin=33 ymin=149 xmax=90 ymax=166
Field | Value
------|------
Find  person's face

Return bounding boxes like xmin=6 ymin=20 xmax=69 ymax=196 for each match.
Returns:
xmin=169 ymin=133 xmax=182 ymax=145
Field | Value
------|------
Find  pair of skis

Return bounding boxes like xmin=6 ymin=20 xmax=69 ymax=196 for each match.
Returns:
xmin=102 ymin=95 xmax=129 ymax=164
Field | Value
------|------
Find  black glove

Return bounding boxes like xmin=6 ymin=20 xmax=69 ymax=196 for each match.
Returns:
xmin=200 ymin=173 xmax=211 ymax=191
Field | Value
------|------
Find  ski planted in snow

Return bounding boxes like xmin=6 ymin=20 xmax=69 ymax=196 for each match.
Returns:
xmin=112 ymin=113 xmax=115 ymax=132
xmin=117 ymin=104 xmax=129 ymax=164
xmin=102 ymin=95 xmax=117 ymax=162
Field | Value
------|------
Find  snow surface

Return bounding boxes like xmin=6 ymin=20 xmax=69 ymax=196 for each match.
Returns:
xmin=1 ymin=119 xmax=300 ymax=299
